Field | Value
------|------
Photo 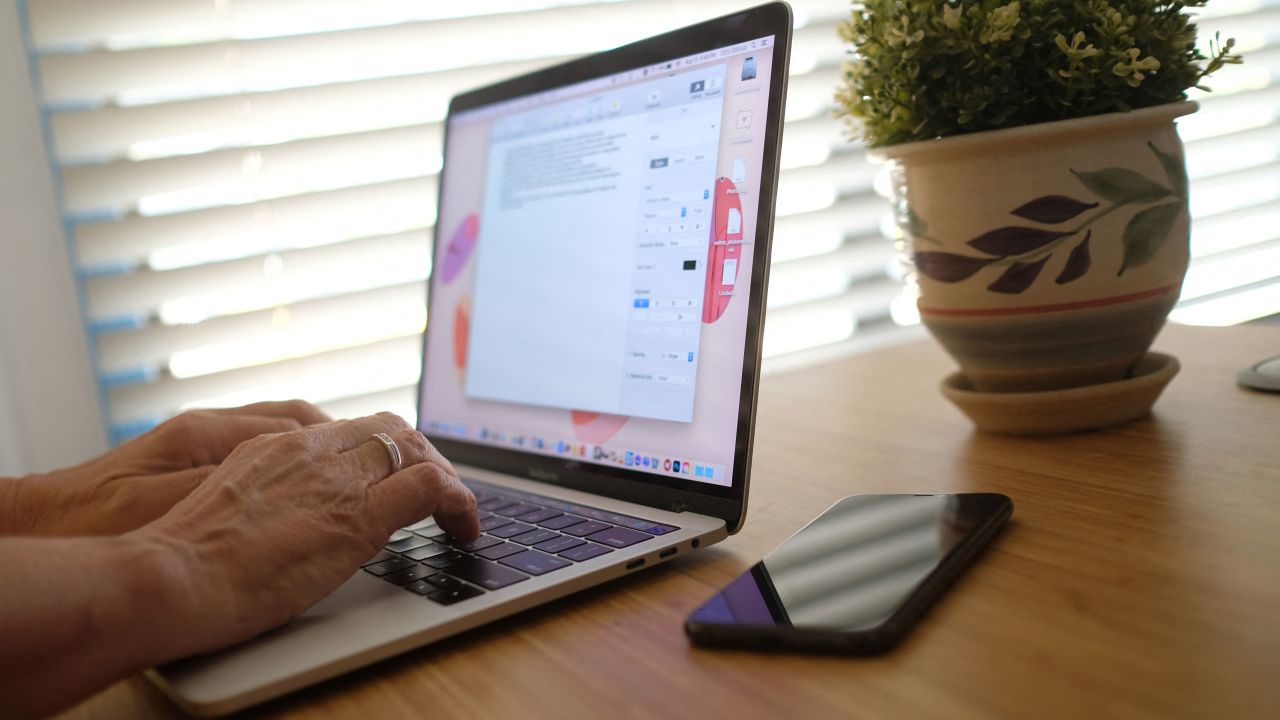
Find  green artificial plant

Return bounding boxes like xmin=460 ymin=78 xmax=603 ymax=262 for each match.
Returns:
xmin=837 ymin=0 xmax=1241 ymax=147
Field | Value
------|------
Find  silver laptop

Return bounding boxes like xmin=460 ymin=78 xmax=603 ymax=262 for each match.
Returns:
xmin=150 ymin=3 xmax=792 ymax=714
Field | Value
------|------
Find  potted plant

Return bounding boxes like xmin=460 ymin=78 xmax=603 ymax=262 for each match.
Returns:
xmin=836 ymin=0 xmax=1240 ymax=434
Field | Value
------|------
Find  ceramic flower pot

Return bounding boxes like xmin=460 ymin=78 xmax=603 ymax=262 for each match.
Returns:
xmin=874 ymin=102 xmax=1196 ymax=405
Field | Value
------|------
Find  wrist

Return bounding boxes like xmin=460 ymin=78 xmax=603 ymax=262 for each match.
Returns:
xmin=110 ymin=530 xmax=218 ymax=663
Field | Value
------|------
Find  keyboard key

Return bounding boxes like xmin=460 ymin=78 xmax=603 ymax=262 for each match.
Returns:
xmin=540 ymin=514 xmax=588 ymax=530
xmin=478 ymin=498 xmax=521 ymax=512
xmin=499 ymin=550 xmax=572 ymax=576
xmin=386 ymin=535 xmax=433 ymax=553
xmin=427 ymin=585 xmax=486 ymax=606
xmin=404 ymin=579 xmax=438 ymax=596
xmin=563 ymin=520 xmax=612 ymax=537
xmin=585 ymin=526 xmax=653 ymax=548
xmin=511 ymin=529 xmax=560 ymax=546
xmin=493 ymin=502 xmax=541 ymax=518
xmin=383 ymin=564 xmax=434 ymax=586
xmin=514 ymin=508 xmax=562 ymax=524
xmin=476 ymin=542 xmax=526 ymax=561
xmin=479 ymin=516 xmax=517 ymax=532
xmin=443 ymin=556 xmax=531 ymax=590
xmin=490 ymin=522 xmax=534 ymax=539
xmin=559 ymin=544 xmax=614 ymax=562
xmin=426 ymin=574 xmax=463 ymax=590
xmin=404 ymin=542 xmax=452 ymax=561
xmin=364 ymin=556 xmax=416 ymax=576
xmin=533 ymin=536 xmax=585 ymax=554
xmin=423 ymin=551 xmax=465 ymax=569
xmin=454 ymin=535 xmax=503 ymax=553
xmin=388 ymin=529 xmax=413 ymax=543
xmin=404 ymin=517 xmax=438 ymax=532
xmin=361 ymin=549 xmax=398 ymax=567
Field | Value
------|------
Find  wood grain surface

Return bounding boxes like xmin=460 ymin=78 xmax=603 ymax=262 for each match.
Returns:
xmin=58 ymin=323 xmax=1280 ymax=720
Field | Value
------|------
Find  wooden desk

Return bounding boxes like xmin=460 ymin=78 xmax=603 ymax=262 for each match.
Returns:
xmin=62 ymin=323 xmax=1279 ymax=719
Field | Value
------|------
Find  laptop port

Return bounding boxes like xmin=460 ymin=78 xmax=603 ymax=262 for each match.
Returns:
xmin=626 ymin=559 xmax=645 ymax=570
xmin=659 ymin=547 xmax=678 ymax=559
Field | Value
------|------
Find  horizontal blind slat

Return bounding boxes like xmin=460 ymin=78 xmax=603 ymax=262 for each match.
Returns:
xmin=85 ymin=230 xmax=431 ymax=324
xmin=97 ymin=281 xmax=426 ymax=378
xmin=62 ymin=124 xmax=443 ymax=216
xmin=37 ymin=3 xmax=850 ymax=106
xmin=108 ymin=335 xmax=425 ymax=425
xmin=75 ymin=176 xmax=436 ymax=271
xmin=28 ymin=0 xmax=617 ymax=51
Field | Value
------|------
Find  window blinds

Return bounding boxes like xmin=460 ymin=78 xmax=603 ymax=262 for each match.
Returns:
xmin=19 ymin=0 xmax=1280 ymax=443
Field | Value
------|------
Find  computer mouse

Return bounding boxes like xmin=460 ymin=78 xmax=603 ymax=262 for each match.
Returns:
xmin=1238 ymin=355 xmax=1280 ymax=393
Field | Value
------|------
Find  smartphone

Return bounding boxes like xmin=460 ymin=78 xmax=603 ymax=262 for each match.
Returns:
xmin=685 ymin=493 xmax=1012 ymax=654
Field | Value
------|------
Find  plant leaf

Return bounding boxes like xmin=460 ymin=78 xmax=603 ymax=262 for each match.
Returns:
xmin=966 ymin=226 xmax=1073 ymax=256
xmin=1054 ymin=230 xmax=1092 ymax=284
xmin=1120 ymin=202 xmax=1183 ymax=275
xmin=1070 ymin=167 xmax=1172 ymax=204
xmin=914 ymin=252 xmax=995 ymax=282
xmin=987 ymin=256 xmax=1051 ymax=294
xmin=1010 ymin=195 xmax=1098 ymax=223
xmin=1147 ymin=142 xmax=1188 ymax=199
xmin=905 ymin=208 xmax=929 ymax=237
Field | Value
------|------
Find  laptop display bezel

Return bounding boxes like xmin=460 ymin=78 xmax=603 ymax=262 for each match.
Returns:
xmin=420 ymin=2 xmax=792 ymax=534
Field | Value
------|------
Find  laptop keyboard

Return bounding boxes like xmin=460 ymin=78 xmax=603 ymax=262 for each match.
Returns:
xmin=362 ymin=479 xmax=680 ymax=606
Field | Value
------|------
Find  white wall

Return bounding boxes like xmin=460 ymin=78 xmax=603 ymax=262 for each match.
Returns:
xmin=0 ymin=1 xmax=107 ymax=475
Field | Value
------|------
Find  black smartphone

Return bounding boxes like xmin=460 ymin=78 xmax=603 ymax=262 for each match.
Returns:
xmin=685 ymin=493 xmax=1012 ymax=654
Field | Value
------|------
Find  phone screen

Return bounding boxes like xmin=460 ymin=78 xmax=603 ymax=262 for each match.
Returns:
xmin=686 ymin=494 xmax=1011 ymax=649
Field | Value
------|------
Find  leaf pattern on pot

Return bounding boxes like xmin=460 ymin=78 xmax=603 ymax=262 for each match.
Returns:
xmin=1120 ymin=201 xmax=1183 ymax=275
xmin=1070 ymin=167 xmax=1172 ymax=204
xmin=1147 ymin=142 xmax=1188 ymax=199
xmin=914 ymin=252 xmax=996 ymax=282
xmin=1010 ymin=195 xmax=1098 ymax=223
xmin=1054 ymin=230 xmax=1092 ymax=285
xmin=909 ymin=142 xmax=1184 ymax=293
xmin=966 ymin=226 xmax=1073 ymax=256
xmin=987 ymin=256 xmax=1051 ymax=294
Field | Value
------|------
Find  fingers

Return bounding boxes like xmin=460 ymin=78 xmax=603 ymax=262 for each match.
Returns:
xmin=299 ymin=412 xmax=414 ymax=453
xmin=206 ymin=400 xmax=331 ymax=426
xmin=339 ymin=428 xmax=433 ymax=481
xmin=88 ymin=466 xmax=215 ymax=534
xmin=367 ymin=463 xmax=480 ymax=541
xmin=178 ymin=414 xmax=306 ymax=467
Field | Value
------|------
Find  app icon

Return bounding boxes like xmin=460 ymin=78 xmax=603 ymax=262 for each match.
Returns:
xmin=663 ymin=459 xmax=672 ymax=471
xmin=625 ymin=451 xmax=635 ymax=466
xmin=682 ymin=464 xmax=691 ymax=475
xmin=673 ymin=461 xmax=681 ymax=473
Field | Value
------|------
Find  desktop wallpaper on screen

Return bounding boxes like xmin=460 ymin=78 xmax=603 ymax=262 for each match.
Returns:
xmin=421 ymin=38 xmax=776 ymax=489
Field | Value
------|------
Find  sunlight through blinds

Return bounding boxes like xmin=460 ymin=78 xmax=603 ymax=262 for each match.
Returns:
xmin=18 ymin=0 xmax=1279 ymax=443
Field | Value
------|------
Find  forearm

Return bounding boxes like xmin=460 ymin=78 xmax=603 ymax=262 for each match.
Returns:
xmin=0 ymin=533 xmax=203 ymax=718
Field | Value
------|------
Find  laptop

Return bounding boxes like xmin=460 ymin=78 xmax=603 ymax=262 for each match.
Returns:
xmin=150 ymin=3 xmax=792 ymax=714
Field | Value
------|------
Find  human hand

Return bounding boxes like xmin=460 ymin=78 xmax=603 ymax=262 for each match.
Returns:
xmin=134 ymin=412 xmax=478 ymax=655
xmin=10 ymin=401 xmax=330 ymax=536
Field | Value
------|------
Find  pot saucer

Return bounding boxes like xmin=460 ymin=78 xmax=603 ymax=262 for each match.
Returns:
xmin=941 ymin=352 xmax=1180 ymax=436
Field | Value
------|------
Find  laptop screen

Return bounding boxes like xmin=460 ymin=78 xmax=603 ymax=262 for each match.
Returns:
xmin=420 ymin=34 xmax=778 ymax=490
